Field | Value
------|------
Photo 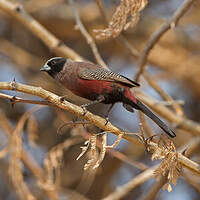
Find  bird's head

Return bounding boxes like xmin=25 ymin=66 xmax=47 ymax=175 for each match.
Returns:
xmin=40 ymin=57 xmax=67 ymax=77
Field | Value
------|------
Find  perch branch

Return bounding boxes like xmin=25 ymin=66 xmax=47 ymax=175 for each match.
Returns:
xmin=0 ymin=81 xmax=200 ymax=175
xmin=0 ymin=81 xmax=142 ymax=147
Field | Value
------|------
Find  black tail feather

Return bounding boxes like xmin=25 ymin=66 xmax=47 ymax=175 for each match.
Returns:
xmin=125 ymin=98 xmax=176 ymax=138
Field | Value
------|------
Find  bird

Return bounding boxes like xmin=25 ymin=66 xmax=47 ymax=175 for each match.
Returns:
xmin=40 ymin=57 xmax=176 ymax=138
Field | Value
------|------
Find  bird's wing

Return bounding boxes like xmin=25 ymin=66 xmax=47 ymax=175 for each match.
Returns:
xmin=78 ymin=67 xmax=140 ymax=87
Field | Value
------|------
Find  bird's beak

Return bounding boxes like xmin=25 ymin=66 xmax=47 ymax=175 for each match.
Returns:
xmin=40 ymin=64 xmax=51 ymax=71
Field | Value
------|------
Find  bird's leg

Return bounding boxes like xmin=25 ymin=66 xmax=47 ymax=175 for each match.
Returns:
xmin=80 ymin=96 xmax=105 ymax=116
xmin=104 ymin=104 xmax=115 ymax=125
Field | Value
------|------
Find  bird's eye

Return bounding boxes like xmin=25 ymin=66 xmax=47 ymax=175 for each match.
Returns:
xmin=51 ymin=60 xmax=56 ymax=65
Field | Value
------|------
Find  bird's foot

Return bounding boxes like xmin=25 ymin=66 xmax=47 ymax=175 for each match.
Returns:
xmin=81 ymin=105 xmax=87 ymax=116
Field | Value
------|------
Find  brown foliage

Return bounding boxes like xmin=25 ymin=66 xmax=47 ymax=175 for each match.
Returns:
xmin=94 ymin=0 xmax=148 ymax=40
xmin=146 ymin=135 xmax=182 ymax=192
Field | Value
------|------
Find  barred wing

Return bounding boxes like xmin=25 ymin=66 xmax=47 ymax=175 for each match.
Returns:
xmin=78 ymin=67 xmax=140 ymax=87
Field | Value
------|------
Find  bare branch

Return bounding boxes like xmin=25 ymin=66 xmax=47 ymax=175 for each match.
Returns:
xmin=103 ymin=166 xmax=156 ymax=200
xmin=0 ymin=92 xmax=52 ymax=106
xmin=135 ymin=0 xmax=195 ymax=81
xmin=68 ymin=0 xmax=107 ymax=69
xmin=139 ymin=176 xmax=167 ymax=200
xmin=143 ymin=72 xmax=184 ymax=116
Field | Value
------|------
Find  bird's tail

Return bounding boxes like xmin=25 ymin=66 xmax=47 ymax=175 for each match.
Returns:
xmin=123 ymin=93 xmax=176 ymax=138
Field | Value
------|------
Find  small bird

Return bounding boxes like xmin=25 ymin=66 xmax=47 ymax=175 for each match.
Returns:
xmin=40 ymin=57 xmax=176 ymax=138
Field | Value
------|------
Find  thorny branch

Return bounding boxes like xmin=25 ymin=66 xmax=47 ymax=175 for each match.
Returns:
xmin=0 ymin=92 xmax=52 ymax=106
xmin=0 ymin=81 xmax=141 ymax=147
xmin=0 ymin=81 xmax=200 ymax=175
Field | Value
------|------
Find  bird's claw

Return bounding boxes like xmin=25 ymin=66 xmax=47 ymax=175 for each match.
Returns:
xmin=81 ymin=106 xmax=87 ymax=116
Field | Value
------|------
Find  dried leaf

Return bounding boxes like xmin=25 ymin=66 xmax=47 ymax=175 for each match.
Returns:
xmin=163 ymin=183 xmax=172 ymax=192
xmin=94 ymin=0 xmax=148 ymax=40
xmin=84 ymin=134 xmax=98 ymax=170
xmin=44 ymin=137 xmax=83 ymax=187
xmin=146 ymin=135 xmax=182 ymax=192
xmin=93 ymin=133 xmax=107 ymax=169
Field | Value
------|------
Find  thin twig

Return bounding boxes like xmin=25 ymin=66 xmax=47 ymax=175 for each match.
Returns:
xmin=102 ymin=166 xmax=156 ymax=200
xmin=138 ymin=112 xmax=153 ymax=138
xmin=57 ymin=118 xmax=147 ymax=170
xmin=68 ymin=0 xmax=107 ymax=69
xmin=143 ymin=71 xmax=184 ymax=116
xmin=135 ymin=0 xmax=195 ymax=81
xmin=95 ymin=0 xmax=108 ymax=23
xmin=139 ymin=176 xmax=167 ymax=200
xmin=0 ymin=92 xmax=52 ymax=106
xmin=9 ymin=107 xmax=41 ymax=200
xmin=182 ymin=172 xmax=200 ymax=194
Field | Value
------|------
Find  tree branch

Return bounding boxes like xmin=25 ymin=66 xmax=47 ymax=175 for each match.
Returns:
xmin=135 ymin=0 xmax=195 ymax=81
xmin=136 ymin=92 xmax=200 ymax=135
xmin=68 ymin=0 xmax=107 ymax=69
xmin=0 ymin=81 xmax=142 ymax=147
xmin=0 ymin=81 xmax=200 ymax=175
xmin=0 ymin=92 xmax=52 ymax=106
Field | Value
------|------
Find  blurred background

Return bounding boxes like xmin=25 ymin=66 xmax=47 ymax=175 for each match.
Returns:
xmin=0 ymin=0 xmax=200 ymax=199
